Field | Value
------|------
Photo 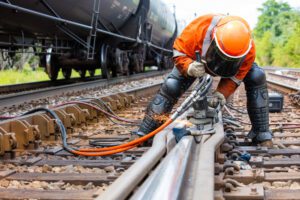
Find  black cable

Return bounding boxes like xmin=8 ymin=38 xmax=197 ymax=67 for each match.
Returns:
xmin=0 ymin=100 xmax=139 ymax=154
xmin=226 ymin=104 xmax=248 ymax=114
xmin=79 ymin=98 xmax=140 ymax=126
xmin=89 ymin=138 xmax=126 ymax=147
xmin=21 ymin=107 xmax=76 ymax=152
xmin=80 ymin=98 xmax=117 ymax=115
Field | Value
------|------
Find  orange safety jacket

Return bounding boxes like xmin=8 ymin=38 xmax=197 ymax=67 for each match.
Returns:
xmin=173 ymin=14 xmax=256 ymax=98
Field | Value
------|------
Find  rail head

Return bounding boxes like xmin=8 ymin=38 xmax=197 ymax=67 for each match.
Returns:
xmin=125 ymin=110 xmax=224 ymax=200
xmin=130 ymin=136 xmax=194 ymax=200
xmin=267 ymin=79 xmax=300 ymax=93
xmin=192 ymin=111 xmax=224 ymax=200
xmin=97 ymin=116 xmax=180 ymax=200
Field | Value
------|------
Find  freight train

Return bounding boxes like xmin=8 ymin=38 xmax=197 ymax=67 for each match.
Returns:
xmin=0 ymin=0 xmax=177 ymax=80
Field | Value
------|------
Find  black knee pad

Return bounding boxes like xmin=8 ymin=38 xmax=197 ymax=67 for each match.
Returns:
xmin=161 ymin=67 xmax=195 ymax=100
xmin=162 ymin=78 xmax=182 ymax=98
xmin=243 ymin=63 xmax=267 ymax=89
xmin=148 ymin=93 xmax=174 ymax=114
xmin=138 ymin=67 xmax=195 ymax=135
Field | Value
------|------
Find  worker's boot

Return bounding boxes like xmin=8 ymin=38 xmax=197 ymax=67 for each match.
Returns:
xmin=244 ymin=64 xmax=273 ymax=148
xmin=136 ymin=67 xmax=195 ymax=136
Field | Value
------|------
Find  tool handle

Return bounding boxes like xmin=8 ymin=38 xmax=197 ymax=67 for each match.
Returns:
xmin=195 ymin=50 xmax=201 ymax=62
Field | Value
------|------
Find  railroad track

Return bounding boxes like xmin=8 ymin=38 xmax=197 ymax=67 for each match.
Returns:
xmin=0 ymin=79 xmax=162 ymax=200
xmin=211 ymin=82 xmax=300 ymax=200
xmin=0 ymin=71 xmax=300 ymax=199
xmin=266 ymin=71 xmax=300 ymax=106
xmin=99 ymin=74 xmax=300 ymax=200
xmin=0 ymin=70 xmax=169 ymax=110
xmin=266 ymin=72 xmax=299 ymax=94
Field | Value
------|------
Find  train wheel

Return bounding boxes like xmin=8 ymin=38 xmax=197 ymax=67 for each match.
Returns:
xmin=156 ymin=56 xmax=162 ymax=70
xmin=130 ymin=54 xmax=144 ymax=73
xmin=123 ymin=54 xmax=130 ymax=76
xmin=78 ymin=69 xmax=86 ymax=79
xmin=163 ymin=56 xmax=172 ymax=69
xmin=112 ymin=67 xmax=117 ymax=77
xmin=62 ymin=68 xmax=72 ymax=79
xmin=89 ymin=69 xmax=95 ymax=77
xmin=40 ymin=55 xmax=46 ymax=69
xmin=100 ymin=44 xmax=111 ymax=79
xmin=45 ymin=50 xmax=59 ymax=81
xmin=139 ymin=59 xmax=144 ymax=73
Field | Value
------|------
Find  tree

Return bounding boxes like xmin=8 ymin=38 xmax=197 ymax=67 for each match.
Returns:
xmin=254 ymin=0 xmax=300 ymax=68
xmin=255 ymin=31 xmax=273 ymax=66
xmin=271 ymin=11 xmax=300 ymax=67
xmin=254 ymin=0 xmax=290 ymax=38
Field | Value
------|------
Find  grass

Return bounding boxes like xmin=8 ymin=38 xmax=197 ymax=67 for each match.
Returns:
xmin=0 ymin=63 xmax=101 ymax=85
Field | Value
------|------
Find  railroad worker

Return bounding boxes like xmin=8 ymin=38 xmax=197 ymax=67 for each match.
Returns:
xmin=137 ymin=14 xmax=273 ymax=147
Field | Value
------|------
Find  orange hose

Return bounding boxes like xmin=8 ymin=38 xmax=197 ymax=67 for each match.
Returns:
xmin=71 ymin=144 xmax=139 ymax=156
xmin=76 ymin=118 xmax=173 ymax=153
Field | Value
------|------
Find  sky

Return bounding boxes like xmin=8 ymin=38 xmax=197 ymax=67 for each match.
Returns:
xmin=163 ymin=0 xmax=300 ymax=29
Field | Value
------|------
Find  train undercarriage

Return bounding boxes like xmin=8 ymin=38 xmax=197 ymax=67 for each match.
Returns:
xmin=39 ymin=43 xmax=173 ymax=80
xmin=0 ymin=0 xmax=177 ymax=81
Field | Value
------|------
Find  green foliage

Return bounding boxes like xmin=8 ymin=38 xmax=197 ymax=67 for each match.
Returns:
xmin=255 ymin=31 xmax=273 ymax=66
xmin=254 ymin=0 xmax=291 ymax=38
xmin=272 ymin=22 xmax=300 ymax=67
xmin=254 ymin=0 xmax=300 ymax=68
xmin=0 ymin=67 xmax=49 ymax=85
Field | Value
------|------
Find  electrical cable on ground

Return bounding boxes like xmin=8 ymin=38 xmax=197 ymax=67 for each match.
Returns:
xmin=79 ymin=98 xmax=140 ymax=126
xmin=225 ymin=103 xmax=248 ymax=114
xmin=54 ymin=101 xmax=139 ymax=124
xmin=65 ymin=75 xmax=212 ymax=156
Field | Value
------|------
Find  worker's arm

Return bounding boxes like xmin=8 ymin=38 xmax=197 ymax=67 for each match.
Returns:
xmin=173 ymin=15 xmax=214 ymax=76
xmin=173 ymin=33 xmax=198 ymax=76
xmin=173 ymin=55 xmax=194 ymax=76
xmin=216 ymin=41 xmax=256 ymax=98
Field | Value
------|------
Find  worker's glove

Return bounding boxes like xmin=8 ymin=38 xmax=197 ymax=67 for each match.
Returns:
xmin=187 ymin=61 xmax=205 ymax=78
xmin=208 ymin=91 xmax=226 ymax=108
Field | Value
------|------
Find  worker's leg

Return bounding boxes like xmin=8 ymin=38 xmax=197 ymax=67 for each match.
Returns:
xmin=243 ymin=63 xmax=273 ymax=147
xmin=137 ymin=67 xmax=195 ymax=135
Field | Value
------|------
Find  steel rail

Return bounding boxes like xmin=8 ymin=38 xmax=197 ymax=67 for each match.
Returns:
xmin=263 ymin=66 xmax=300 ymax=71
xmin=96 ymin=132 xmax=169 ymax=200
xmin=124 ymin=111 xmax=224 ymax=200
xmin=192 ymin=112 xmax=224 ymax=200
xmin=131 ymin=136 xmax=194 ymax=200
xmin=268 ymin=72 xmax=298 ymax=81
xmin=0 ymin=70 xmax=169 ymax=109
xmin=267 ymin=79 xmax=299 ymax=94
xmin=97 ymin=121 xmax=180 ymax=200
